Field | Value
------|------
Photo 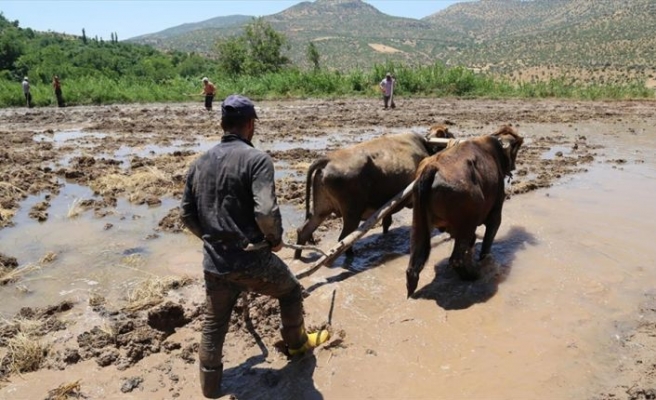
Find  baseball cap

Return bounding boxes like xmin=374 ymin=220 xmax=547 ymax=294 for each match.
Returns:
xmin=386 ymin=72 xmax=391 ymax=77
xmin=24 ymin=77 xmax=28 ymax=81
xmin=221 ymin=94 xmax=258 ymax=119
xmin=202 ymin=77 xmax=208 ymax=82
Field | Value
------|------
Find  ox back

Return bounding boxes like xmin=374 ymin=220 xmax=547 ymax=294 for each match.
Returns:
xmin=295 ymin=132 xmax=434 ymax=259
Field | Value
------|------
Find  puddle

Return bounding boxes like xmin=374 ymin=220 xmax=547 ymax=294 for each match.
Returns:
xmin=33 ymin=130 xmax=108 ymax=144
xmin=299 ymin=160 xmax=656 ymax=400
xmin=542 ymin=145 xmax=572 ymax=160
xmin=0 ymin=181 xmax=304 ymax=316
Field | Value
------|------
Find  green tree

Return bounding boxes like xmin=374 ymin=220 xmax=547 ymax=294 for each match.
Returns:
xmin=243 ymin=18 xmax=289 ymax=75
xmin=82 ymin=28 xmax=87 ymax=44
xmin=306 ymin=41 xmax=320 ymax=71
xmin=215 ymin=18 xmax=289 ymax=76
xmin=216 ymin=36 xmax=248 ymax=76
xmin=0 ymin=28 xmax=24 ymax=72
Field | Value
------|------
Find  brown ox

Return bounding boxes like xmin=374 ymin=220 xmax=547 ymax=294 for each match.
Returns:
xmin=406 ymin=125 xmax=523 ymax=297
xmin=295 ymin=127 xmax=455 ymax=259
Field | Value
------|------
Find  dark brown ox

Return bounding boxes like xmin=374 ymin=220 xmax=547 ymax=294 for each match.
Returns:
xmin=406 ymin=126 xmax=523 ymax=297
xmin=295 ymin=128 xmax=455 ymax=259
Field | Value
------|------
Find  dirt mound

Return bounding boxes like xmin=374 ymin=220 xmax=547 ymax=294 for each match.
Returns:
xmin=158 ymin=207 xmax=184 ymax=233
xmin=0 ymin=301 xmax=74 ymax=379
xmin=267 ymin=148 xmax=324 ymax=163
xmin=0 ymin=253 xmax=18 ymax=269
xmin=71 ymin=300 xmax=197 ymax=371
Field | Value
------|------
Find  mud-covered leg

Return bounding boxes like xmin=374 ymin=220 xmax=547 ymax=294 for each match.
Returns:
xmin=295 ymin=213 xmax=329 ymax=259
xmin=199 ymin=273 xmax=241 ymax=398
xmin=382 ymin=215 xmax=393 ymax=234
xmin=480 ymin=208 xmax=502 ymax=261
xmin=339 ymin=212 xmax=362 ymax=257
xmin=450 ymin=234 xmax=479 ymax=281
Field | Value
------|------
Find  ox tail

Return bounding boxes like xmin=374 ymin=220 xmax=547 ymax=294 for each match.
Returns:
xmin=406 ymin=164 xmax=438 ymax=298
xmin=304 ymin=157 xmax=330 ymax=220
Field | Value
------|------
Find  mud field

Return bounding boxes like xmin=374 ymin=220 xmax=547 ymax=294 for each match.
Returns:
xmin=0 ymin=97 xmax=655 ymax=399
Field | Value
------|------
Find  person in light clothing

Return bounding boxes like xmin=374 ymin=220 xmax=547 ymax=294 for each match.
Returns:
xmin=22 ymin=77 xmax=32 ymax=108
xmin=379 ymin=72 xmax=396 ymax=109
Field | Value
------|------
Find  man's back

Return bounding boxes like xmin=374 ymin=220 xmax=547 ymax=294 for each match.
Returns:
xmin=182 ymin=134 xmax=281 ymax=251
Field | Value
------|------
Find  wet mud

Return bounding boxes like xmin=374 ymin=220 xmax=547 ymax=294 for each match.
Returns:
xmin=0 ymin=98 xmax=655 ymax=399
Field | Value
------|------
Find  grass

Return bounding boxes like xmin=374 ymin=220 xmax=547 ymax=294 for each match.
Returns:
xmin=39 ymin=252 xmax=58 ymax=265
xmin=66 ymin=199 xmax=85 ymax=219
xmin=0 ymin=182 xmax=24 ymax=197
xmin=4 ymin=332 xmax=49 ymax=374
xmin=0 ymin=62 xmax=652 ymax=108
xmin=90 ymin=167 xmax=173 ymax=203
xmin=120 ymin=254 xmax=145 ymax=268
xmin=0 ymin=263 xmax=41 ymax=286
xmin=124 ymin=275 xmax=193 ymax=312
xmin=46 ymin=380 xmax=82 ymax=400
xmin=0 ymin=251 xmax=58 ymax=285
xmin=88 ymin=293 xmax=106 ymax=307
xmin=1 ymin=316 xmax=42 ymax=338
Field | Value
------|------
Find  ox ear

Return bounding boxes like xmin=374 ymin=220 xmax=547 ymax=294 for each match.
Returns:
xmin=498 ymin=135 xmax=516 ymax=174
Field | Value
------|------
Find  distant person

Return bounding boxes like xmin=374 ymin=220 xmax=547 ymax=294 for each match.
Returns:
xmin=201 ymin=77 xmax=216 ymax=111
xmin=379 ymin=72 xmax=396 ymax=109
xmin=22 ymin=77 xmax=32 ymax=108
xmin=52 ymin=75 xmax=65 ymax=107
xmin=181 ymin=94 xmax=330 ymax=398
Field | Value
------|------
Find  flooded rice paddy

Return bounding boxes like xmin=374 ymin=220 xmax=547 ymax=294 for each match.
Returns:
xmin=0 ymin=98 xmax=655 ymax=399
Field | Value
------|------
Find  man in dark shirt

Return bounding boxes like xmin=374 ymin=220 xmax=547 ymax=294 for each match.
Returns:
xmin=181 ymin=94 xmax=329 ymax=399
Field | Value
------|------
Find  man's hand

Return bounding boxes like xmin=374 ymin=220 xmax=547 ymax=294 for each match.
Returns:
xmin=271 ymin=242 xmax=283 ymax=252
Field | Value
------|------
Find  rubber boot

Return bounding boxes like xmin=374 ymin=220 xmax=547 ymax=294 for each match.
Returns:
xmin=288 ymin=329 xmax=330 ymax=356
xmin=200 ymin=364 xmax=223 ymax=399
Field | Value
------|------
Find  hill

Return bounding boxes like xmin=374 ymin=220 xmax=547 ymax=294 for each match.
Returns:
xmin=127 ymin=0 xmax=465 ymax=69
xmin=127 ymin=0 xmax=656 ymax=84
xmin=425 ymin=0 xmax=656 ymax=84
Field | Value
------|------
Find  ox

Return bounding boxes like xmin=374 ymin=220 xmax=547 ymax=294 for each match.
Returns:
xmin=295 ymin=126 xmax=455 ymax=259
xmin=406 ymin=125 xmax=523 ymax=297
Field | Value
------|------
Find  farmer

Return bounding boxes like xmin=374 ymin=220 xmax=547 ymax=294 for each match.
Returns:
xmin=52 ymin=75 xmax=64 ymax=107
xmin=379 ymin=72 xmax=396 ymax=109
xmin=22 ymin=77 xmax=32 ymax=108
xmin=201 ymin=77 xmax=216 ymax=111
xmin=181 ymin=94 xmax=330 ymax=399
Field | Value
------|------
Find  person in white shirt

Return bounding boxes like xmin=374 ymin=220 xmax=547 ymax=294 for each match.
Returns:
xmin=22 ymin=77 xmax=32 ymax=108
xmin=379 ymin=72 xmax=396 ymax=109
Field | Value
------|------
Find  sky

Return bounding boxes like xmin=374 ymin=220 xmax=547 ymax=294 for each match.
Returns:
xmin=0 ymin=0 xmax=465 ymax=40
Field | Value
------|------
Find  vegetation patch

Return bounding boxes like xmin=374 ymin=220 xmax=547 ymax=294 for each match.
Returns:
xmin=45 ymin=380 xmax=82 ymax=400
xmin=124 ymin=275 xmax=193 ymax=313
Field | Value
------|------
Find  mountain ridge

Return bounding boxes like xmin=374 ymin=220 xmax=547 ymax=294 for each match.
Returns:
xmin=126 ymin=0 xmax=656 ymax=83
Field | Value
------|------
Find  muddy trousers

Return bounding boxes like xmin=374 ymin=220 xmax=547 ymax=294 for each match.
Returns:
xmin=383 ymin=95 xmax=395 ymax=109
xmin=199 ymin=256 xmax=307 ymax=398
xmin=204 ymin=94 xmax=214 ymax=111
xmin=55 ymin=88 xmax=64 ymax=107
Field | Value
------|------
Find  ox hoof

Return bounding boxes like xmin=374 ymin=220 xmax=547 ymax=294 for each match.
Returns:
xmin=293 ymin=249 xmax=302 ymax=260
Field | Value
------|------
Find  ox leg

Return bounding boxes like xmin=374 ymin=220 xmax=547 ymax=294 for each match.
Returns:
xmin=450 ymin=233 xmax=479 ymax=281
xmin=295 ymin=213 xmax=329 ymax=259
xmin=480 ymin=208 xmax=502 ymax=261
xmin=339 ymin=213 xmax=362 ymax=257
xmin=382 ymin=215 xmax=392 ymax=234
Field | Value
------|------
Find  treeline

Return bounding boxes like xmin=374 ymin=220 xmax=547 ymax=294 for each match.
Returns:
xmin=0 ymin=13 xmax=652 ymax=108
xmin=0 ymin=13 xmax=214 ymax=85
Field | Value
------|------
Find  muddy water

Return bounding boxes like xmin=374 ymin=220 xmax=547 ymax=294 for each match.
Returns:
xmin=0 ymin=128 xmax=382 ymax=316
xmin=284 ymin=131 xmax=656 ymax=399
xmin=2 ymin=115 xmax=655 ymax=398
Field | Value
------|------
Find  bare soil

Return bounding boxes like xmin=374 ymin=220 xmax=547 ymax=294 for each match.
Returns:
xmin=0 ymin=98 xmax=654 ymax=399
